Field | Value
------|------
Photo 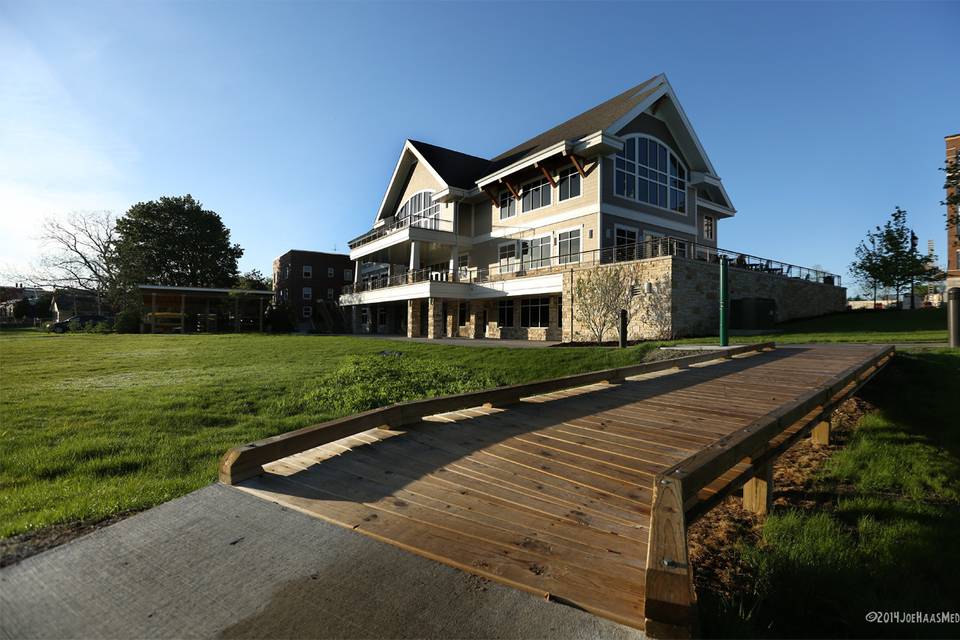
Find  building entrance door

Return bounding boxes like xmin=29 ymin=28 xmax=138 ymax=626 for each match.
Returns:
xmin=419 ymin=301 xmax=428 ymax=337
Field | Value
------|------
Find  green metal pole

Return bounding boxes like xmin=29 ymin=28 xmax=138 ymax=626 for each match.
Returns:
xmin=719 ymin=256 xmax=729 ymax=346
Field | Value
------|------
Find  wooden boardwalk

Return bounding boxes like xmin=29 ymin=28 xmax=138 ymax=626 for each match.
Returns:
xmin=234 ymin=344 xmax=891 ymax=631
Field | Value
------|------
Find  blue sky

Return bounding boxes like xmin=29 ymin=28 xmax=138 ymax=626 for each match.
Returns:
xmin=1 ymin=1 xmax=957 ymax=292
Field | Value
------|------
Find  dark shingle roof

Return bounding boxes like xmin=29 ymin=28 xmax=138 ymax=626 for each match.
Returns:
xmin=408 ymin=140 xmax=492 ymax=190
xmin=409 ymin=75 xmax=665 ymax=188
xmin=486 ymin=75 xmax=665 ymax=174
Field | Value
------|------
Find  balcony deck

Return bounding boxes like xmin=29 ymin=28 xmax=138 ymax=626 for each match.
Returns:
xmin=343 ymin=237 xmax=841 ymax=298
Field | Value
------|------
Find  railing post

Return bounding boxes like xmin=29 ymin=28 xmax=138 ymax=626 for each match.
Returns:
xmin=719 ymin=256 xmax=729 ymax=347
xmin=644 ymin=475 xmax=696 ymax=638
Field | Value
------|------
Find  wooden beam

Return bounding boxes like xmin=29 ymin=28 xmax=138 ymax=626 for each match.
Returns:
xmin=811 ymin=419 xmax=830 ymax=446
xmin=644 ymin=476 xmax=696 ymax=637
xmin=537 ymin=164 xmax=557 ymax=187
xmin=180 ymin=294 xmax=186 ymax=334
xmin=503 ymin=179 xmax=521 ymax=200
xmin=482 ymin=186 xmax=499 ymax=208
xmin=742 ymin=462 xmax=773 ymax=515
xmin=569 ymin=154 xmax=587 ymax=178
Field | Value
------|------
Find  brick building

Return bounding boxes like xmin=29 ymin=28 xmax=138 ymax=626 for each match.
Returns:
xmin=946 ymin=133 xmax=960 ymax=292
xmin=272 ymin=250 xmax=354 ymax=329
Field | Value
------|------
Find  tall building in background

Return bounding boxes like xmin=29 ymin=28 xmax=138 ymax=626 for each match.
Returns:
xmin=947 ymin=133 xmax=960 ymax=292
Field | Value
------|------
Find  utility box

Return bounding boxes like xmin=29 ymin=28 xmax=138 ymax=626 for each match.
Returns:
xmin=731 ymin=298 xmax=776 ymax=331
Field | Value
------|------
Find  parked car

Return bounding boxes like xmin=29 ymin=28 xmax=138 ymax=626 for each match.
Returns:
xmin=49 ymin=315 xmax=110 ymax=333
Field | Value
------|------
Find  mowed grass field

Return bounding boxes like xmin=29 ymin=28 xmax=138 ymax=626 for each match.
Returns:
xmin=0 ymin=331 xmax=656 ymax=538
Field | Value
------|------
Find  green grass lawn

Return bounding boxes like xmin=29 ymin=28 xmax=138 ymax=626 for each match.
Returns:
xmin=0 ymin=331 xmax=658 ymax=538
xmin=703 ymin=349 xmax=960 ymax=638
xmin=680 ymin=307 xmax=948 ymax=345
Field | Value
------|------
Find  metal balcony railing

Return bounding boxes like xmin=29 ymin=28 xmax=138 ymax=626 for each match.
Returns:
xmin=341 ymin=237 xmax=841 ymax=295
xmin=348 ymin=214 xmax=455 ymax=250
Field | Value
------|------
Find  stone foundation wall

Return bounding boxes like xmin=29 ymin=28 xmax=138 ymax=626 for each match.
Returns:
xmin=561 ymin=256 xmax=845 ymax=341
xmin=671 ymin=258 xmax=846 ymax=336
xmin=562 ymin=257 xmax=674 ymax=342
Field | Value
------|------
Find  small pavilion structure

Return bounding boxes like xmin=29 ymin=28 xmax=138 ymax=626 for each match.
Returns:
xmin=138 ymin=285 xmax=275 ymax=334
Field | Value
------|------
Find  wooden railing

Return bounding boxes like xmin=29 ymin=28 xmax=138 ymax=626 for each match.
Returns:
xmin=218 ymin=342 xmax=773 ymax=485
xmin=642 ymin=345 xmax=894 ymax=638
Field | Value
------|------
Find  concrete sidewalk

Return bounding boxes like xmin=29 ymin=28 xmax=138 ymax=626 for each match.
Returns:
xmin=0 ymin=484 xmax=643 ymax=640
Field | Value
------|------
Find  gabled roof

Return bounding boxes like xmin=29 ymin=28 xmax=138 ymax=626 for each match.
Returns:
xmin=407 ymin=140 xmax=490 ymax=190
xmin=486 ymin=75 xmax=665 ymax=174
xmin=370 ymin=74 xmax=733 ymax=225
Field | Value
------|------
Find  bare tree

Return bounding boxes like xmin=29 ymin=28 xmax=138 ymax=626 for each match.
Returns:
xmin=633 ymin=275 xmax=673 ymax=340
xmin=573 ymin=264 xmax=637 ymax=344
xmin=4 ymin=212 xmax=117 ymax=313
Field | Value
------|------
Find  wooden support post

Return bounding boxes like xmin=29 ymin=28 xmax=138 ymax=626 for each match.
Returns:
xmin=503 ymin=179 xmax=521 ymax=200
xmin=537 ymin=164 xmax=557 ymax=187
xmin=258 ymin=297 xmax=264 ymax=332
xmin=644 ymin=476 xmax=696 ymax=638
xmin=482 ymin=186 xmax=499 ymax=208
xmin=180 ymin=294 xmax=186 ymax=334
xmin=569 ymin=154 xmax=587 ymax=178
xmin=742 ymin=462 xmax=773 ymax=515
xmin=234 ymin=296 xmax=240 ymax=333
xmin=811 ymin=419 xmax=831 ymax=446
xmin=151 ymin=293 xmax=157 ymax=334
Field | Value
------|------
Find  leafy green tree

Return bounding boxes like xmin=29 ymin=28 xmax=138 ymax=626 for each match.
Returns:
xmin=853 ymin=208 xmax=934 ymax=308
xmin=112 ymin=195 xmax=243 ymax=290
xmin=850 ymin=232 xmax=885 ymax=305
xmin=235 ymin=269 xmax=272 ymax=291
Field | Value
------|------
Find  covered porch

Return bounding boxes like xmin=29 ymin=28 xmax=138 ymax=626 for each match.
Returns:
xmin=138 ymin=285 xmax=275 ymax=334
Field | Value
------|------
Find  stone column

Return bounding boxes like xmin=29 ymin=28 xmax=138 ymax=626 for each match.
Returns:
xmin=469 ymin=301 xmax=484 ymax=339
xmin=407 ymin=300 xmax=419 ymax=338
xmin=427 ymin=297 xmax=444 ymax=339
xmin=351 ymin=306 xmax=360 ymax=334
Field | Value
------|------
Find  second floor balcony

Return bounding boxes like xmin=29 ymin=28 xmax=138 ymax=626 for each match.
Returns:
xmin=342 ymin=236 xmax=841 ymax=297
xmin=348 ymin=214 xmax=462 ymax=260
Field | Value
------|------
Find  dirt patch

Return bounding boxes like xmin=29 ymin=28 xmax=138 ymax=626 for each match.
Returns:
xmin=0 ymin=510 xmax=139 ymax=568
xmin=687 ymin=397 xmax=874 ymax=613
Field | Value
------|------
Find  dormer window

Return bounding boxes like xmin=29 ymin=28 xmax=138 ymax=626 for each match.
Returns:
xmin=615 ymin=135 xmax=687 ymax=214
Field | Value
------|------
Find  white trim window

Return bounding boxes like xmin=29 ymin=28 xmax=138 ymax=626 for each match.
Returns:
xmin=344 ymin=269 xmax=352 ymax=281
xmin=303 ymin=306 xmax=312 ymax=318
xmin=327 ymin=267 xmax=335 ymax=278
xmin=499 ymin=190 xmax=516 ymax=220
xmin=397 ymin=190 xmax=440 ymax=228
xmin=327 ymin=288 xmax=334 ymax=299
xmin=302 ymin=265 xmax=312 ymax=279
xmin=521 ymin=177 xmax=551 ymax=213
xmin=521 ymin=235 xmax=551 ymax=270
xmin=615 ymin=135 xmax=687 ymax=214
xmin=302 ymin=286 xmax=312 ymax=300
xmin=498 ymin=242 xmax=518 ymax=273
xmin=703 ymin=215 xmax=715 ymax=241
xmin=558 ymin=228 xmax=581 ymax=264
xmin=558 ymin=167 xmax=581 ymax=201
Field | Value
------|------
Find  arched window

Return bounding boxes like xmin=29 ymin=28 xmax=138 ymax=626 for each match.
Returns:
xmin=614 ymin=135 xmax=687 ymax=214
xmin=396 ymin=190 xmax=440 ymax=227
